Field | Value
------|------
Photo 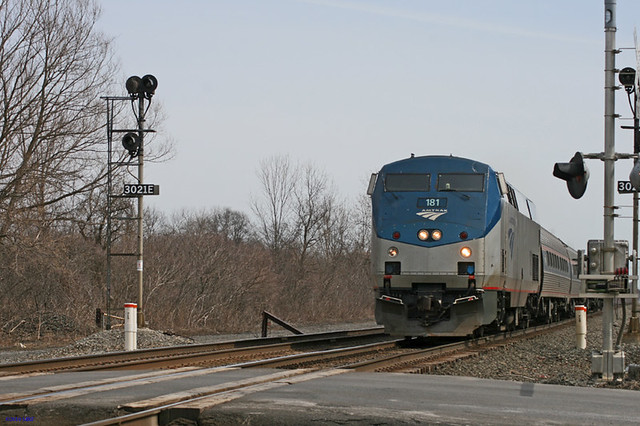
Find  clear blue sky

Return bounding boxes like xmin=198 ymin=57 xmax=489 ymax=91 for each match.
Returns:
xmin=98 ymin=0 xmax=640 ymax=250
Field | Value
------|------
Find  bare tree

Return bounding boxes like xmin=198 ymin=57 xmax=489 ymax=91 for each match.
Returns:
xmin=293 ymin=163 xmax=333 ymax=270
xmin=210 ymin=208 xmax=252 ymax=243
xmin=0 ymin=0 xmax=117 ymax=241
xmin=251 ymin=155 xmax=298 ymax=252
xmin=351 ymin=193 xmax=372 ymax=253
xmin=318 ymin=200 xmax=350 ymax=259
xmin=168 ymin=208 xmax=252 ymax=243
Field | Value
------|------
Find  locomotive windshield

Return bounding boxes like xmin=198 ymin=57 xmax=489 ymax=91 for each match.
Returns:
xmin=437 ymin=173 xmax=484 ymax=192
xmin=384 ymin=173 xmax=430 ymax=192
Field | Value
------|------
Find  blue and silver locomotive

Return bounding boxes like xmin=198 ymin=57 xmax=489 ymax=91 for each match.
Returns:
xmin=368 ymin=155 xmax=581 ymax=337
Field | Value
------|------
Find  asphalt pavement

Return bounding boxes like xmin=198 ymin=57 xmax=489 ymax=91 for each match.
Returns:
xmin=1 ymin=367 xmax=638 ymax=425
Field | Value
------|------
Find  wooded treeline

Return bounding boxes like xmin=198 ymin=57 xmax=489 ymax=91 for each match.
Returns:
xmin=1 ymin=197 xmax=373 ymax=337
xmin=0 ymin=0 xmax=373 ymax=339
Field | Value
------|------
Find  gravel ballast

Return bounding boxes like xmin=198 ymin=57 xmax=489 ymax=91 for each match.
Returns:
xmin=0 ymin=328 xmax=195 ymax=364
xmin=426 ymin=313 xmax=640 ymax=390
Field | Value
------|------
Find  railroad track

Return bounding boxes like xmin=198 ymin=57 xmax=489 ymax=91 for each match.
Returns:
xmin=0 ymin=327 xmax=386 ymax=375
xmin=0 ymin=319 xmax=583 ymax=425
xmin=348 ymin=317 xmax=582 ymax=373
xmin=220 ymin=316 xmax=580 ymax=373
xmin=83 ymin=319 xmax=580 ymax=425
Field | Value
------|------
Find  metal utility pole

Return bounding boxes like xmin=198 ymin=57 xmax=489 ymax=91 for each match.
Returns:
xmin=601 ymin=0 xmax=617 ymax=374
xmin=630 ymin=116 xmax=640 ymax=338
xmin=126 ymin=74 xmax=158 ymax=328
xmin=618 ymin=65 xmax=640 ymax=341
xmin=103 ymin=74 xmax=158 ymax=330
xmin=588 ymin=0 xmax=633 ymax=379
xmin=621 ymin=65 xmax=640 ymax=339
xmin=136 ymin=91 xmax=145 ymax=328
xmin=631 ymin=107 xmax=640 ymax=335
xmin=555 ymin=0 xmax=638 ymax=381
xmin=633 ymin=32 xmax=640 ymax=335
xmin=619 ymin=65 xmax=640 ymax=341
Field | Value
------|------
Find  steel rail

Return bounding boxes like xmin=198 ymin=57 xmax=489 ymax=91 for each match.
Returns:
xmin=232 ymin=339 xmax=404 ymax=369
xmin=0 ymin=329 xmax=393 ymax=414
xmin=346 ymin=318 xmax=579 ymax=372
xmin=3 ymin=339 xmax=404 ymax=425
xmin=0 ymin=327 xmax=384 ymax=375
xmin=0 ymin=339 xmax=399 ymax=416
xmin=78 ymin=341 xmax=407 ymax=426
xmin=81 ymin=369 xmax=333 ymax=426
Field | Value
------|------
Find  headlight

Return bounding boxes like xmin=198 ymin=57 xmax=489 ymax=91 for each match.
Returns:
xmin=431 ymin=229 xmax=442 ymax=240
xmin=460 ymin=247 xmax=472 ymax=258
xmin=388 ymin=247 xmax=399 ymax=257
xmin=417 ymin=229 xmax=429 ymax=241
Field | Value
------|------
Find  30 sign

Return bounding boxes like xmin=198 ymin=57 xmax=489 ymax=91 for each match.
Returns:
xmin=617 ymin=180 xmax=637 ymax=194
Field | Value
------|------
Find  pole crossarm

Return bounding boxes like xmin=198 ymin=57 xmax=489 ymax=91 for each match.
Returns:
xmin=582 ymin=152 xmax=638 ymax=160
xmin=111 ymin=129 xmax=156 ymax=133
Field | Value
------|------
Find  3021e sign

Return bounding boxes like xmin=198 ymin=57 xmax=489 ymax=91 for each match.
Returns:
xmin=617 ymin=180 xmax=637 ymax=194
xmin=123 ymin=184 xmax=159 ymax=196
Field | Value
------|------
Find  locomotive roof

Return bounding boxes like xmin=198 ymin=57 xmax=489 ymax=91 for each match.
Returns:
xmin=380 ymin=155 xmax=494 ymax=176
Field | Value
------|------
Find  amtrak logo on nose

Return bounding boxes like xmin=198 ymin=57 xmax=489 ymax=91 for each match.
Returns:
xmin=416 ymin=209 xmax=447 ymax=220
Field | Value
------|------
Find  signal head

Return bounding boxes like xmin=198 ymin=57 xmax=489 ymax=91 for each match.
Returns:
xmin=122 ymin=132 xmax=140 ymax=157
xmin=553 ymin=151 xmax=589 ymax=199
xmin=619 ymin=67 xmax=636 ymax=92
xmin=141 ymin=74 xmax=158 ymax=97
xmin=125 ymin=74 xmax=158 ymax=98
xmin=125 ymin=76 xmax=142 ymax=96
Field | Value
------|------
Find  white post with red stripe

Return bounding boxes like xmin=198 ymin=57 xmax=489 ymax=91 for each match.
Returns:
xmin=124 ymin=303 xmax=137 ymax=351
xmin=575 ymin=305 xmax=587 ymax=349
